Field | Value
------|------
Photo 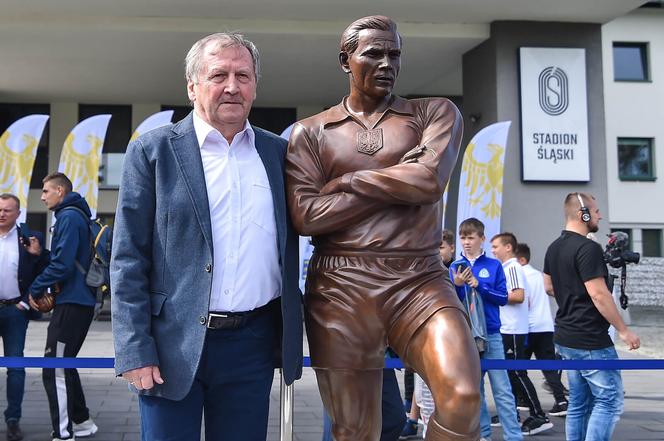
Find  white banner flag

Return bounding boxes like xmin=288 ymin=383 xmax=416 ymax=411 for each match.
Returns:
xmin=58 ymin=115 xmax=112 ymax=218
xmin=456 ymin=121 xmax=511 ymax=255
xmin=0 ymin=114 xmax=50 ymax=222
xmin=130 ymin=110 xmax=174 ymax=142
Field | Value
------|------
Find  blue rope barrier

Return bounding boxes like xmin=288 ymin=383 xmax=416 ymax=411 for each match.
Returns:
xmin=1 ymin=356 xmax=664 ymax=370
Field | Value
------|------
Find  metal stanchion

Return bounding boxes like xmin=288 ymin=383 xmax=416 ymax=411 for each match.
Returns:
xmin=280 ymin=369 xmax=294 ymax=441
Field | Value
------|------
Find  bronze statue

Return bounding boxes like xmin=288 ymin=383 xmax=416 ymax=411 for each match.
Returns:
xmin=286 ymin=16 xmax=481 ymax=441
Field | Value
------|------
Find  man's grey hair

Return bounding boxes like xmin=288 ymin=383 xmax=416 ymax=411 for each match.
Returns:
xmin=185 ymin=32 xmax=261 ymax=84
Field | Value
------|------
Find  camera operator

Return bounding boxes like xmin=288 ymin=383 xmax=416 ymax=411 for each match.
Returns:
xmin=543 ymin=192 xmax=640 ymax=441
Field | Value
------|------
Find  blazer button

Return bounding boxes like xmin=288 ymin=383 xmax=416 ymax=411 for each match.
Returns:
xmin=205 ymin=263 xmax=212 ymax=273
xmin=199 ymin=315 xmax=207 ymax=325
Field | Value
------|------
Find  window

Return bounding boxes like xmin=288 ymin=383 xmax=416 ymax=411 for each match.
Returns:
xmin=618 ymin=138 xmax=655 ymax=181
xmin=613 ymin=42 xmax=650 ymax=81
xmin=0 ymin=103 xmax=50 ymax=189
xmin=642 ymin=229 xmax=662 ymax=257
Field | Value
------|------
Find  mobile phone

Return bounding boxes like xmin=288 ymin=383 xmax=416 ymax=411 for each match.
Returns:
xmin=19 ymin=222 xmax=32 ymax=244
xmin=457 ymin=263 xmax=468 ymax=272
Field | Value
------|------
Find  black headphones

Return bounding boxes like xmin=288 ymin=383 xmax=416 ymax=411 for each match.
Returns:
xmin=576 ymin=193 xmax=591 ymax=223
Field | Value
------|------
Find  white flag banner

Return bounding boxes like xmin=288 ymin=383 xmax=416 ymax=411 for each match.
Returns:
xmin=441 ymin=182 xmax=450 ymax=229
xmin=58 ymin=114 xmax=112 ymax=218
xmin=130 ymin=110 xmax=174 ymax=142
xmin=0 ymin=114 xmax=50 ymax=222
xmin=456 ymin=121 xmax=511 ymax=256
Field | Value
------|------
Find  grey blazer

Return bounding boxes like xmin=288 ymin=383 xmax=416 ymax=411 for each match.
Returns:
xmin=110 ymin=113 xmax=303 ymax=400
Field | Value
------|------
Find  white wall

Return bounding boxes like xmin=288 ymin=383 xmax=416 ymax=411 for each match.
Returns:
xmin=603 ymin=9 xmax=664 ymax=226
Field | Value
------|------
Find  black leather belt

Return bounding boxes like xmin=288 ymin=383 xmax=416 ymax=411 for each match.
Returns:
xmin=0 ymin=297 xmax=21 ymax=306
xmin=206 ymin=299 xmax=277 ymax=330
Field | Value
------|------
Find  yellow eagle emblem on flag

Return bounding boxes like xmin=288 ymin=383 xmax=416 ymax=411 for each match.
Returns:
xmin=461 ymin=142 xmax=504 ymax=219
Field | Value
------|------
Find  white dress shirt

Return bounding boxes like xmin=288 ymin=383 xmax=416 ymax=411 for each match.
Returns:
xmin=193 ymin=111 xmax=281 ymax=312
xmin=0 ymin=226 xmax=21 ymax=300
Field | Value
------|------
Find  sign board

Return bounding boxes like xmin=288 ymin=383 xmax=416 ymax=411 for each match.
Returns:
xmin=519 ymin=47 xmax=590 ymax=181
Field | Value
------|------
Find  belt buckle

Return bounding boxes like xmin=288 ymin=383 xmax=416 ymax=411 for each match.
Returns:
xmin=207 ymin=312 xmax=229 ymax=329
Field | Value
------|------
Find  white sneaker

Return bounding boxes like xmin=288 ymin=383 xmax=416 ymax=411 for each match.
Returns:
xmin=73 ymin=418 xmax=98 ymax=437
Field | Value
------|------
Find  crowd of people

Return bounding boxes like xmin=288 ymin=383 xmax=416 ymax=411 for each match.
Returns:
xmin=0 ymin=14 xmax=642 ymax=441
xmin=0 ymin=173 xmax=100 ymax=441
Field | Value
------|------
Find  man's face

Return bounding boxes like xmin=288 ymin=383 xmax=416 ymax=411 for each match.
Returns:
xmin=460 ymin=232 xmax=484 ymax=258
xmin=439 ymin=241 xmax=455 ymax=263
xmin=0 ymin=198 xmax=20 ymax=231
xmin=343 ymin=29 xmax=401 ymax=99
xmin=584 ymin=198 xmax=602 ymax=233
xmin=187 ymin=44 xmax=257 ymax=134
xmin=490 ymin=239 xmax=511 ymax=263
xmin=41 ymin=182 xmax=65 ymax=210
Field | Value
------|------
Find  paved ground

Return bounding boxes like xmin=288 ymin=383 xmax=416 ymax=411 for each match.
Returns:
xmin=1 ymin=305 xmax=662 ymax=441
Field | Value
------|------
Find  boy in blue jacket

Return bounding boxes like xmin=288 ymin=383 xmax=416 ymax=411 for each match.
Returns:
xmin=449 ymin=218 xmax=522 ymax=441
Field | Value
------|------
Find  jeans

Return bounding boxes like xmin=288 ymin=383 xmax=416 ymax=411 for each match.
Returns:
xmin=556 ymin=344 xmax=624 ymax=441
xmin=479 ymin=333 xmax=523 ymax=441
xmin=0 ymin=305 xmax=29 ymax=422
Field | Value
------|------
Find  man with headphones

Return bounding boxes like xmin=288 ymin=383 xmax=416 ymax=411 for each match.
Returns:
xmin=543 ymin=192 xmax=640 ymax=441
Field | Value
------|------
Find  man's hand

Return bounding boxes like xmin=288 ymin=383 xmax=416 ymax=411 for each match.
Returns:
xmin=28 ymin=294 xmax=40 ymax=311
xmin=618 ymin=328 xmax=640 ymax=351
xmin=399 ymin=145 xmax=428 ymax=164
xmin=320 ymin=177 xmax=343 ymax=195
xmin=20 ymin=236 xmax=42 ymax=256
xmin=122 ymin=366 xmax=164 ymax=391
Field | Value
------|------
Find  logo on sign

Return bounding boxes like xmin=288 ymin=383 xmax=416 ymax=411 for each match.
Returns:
xmin=538 ymin=66 xmax=569 ymax=116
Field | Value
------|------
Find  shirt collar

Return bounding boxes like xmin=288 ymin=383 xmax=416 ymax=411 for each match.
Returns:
xmin=192 ymin=110 xmax=255 ymax=149
xmin=0 ymin=225 xmax=17 ymax=240
xmin=321 ymin=95 xmax=414 ymax=128
xmin=502 ymin=257 xmax=518 ymax=268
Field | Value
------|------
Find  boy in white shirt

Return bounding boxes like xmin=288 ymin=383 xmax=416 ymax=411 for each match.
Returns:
xmin=515 ymin=243 xmax=568 ymax=417
xmin=491 ymin=233 xmax=553 ymax=436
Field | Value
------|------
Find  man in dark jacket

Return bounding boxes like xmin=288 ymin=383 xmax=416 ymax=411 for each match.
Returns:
xmin=28 ymin=172 xmax=98 ymax=440
xmin=0 ymin=193 xmax=49 ymax=440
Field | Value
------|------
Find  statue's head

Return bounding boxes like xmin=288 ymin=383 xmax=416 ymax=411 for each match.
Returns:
xmin=339 ymin=16 xmax=402 ymax=99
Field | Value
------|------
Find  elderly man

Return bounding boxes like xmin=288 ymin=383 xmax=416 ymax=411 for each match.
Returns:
xmin=286 ymin=16 xmax=480 ymax=441
xmin=111 ymin=32 xmax=302 ymax=441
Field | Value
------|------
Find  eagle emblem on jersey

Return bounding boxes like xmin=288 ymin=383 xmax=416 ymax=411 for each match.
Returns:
xmin=357 ymin=128 xmax=383 ymax=155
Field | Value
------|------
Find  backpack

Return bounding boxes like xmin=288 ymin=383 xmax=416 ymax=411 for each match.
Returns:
xmin=62 ymin=207 xmax=113 ymax=306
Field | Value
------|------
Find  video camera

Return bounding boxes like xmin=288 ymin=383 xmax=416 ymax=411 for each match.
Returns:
xmin=603 ymin=231 xmax=639 ymax=309
xmin=604 ymin=231 xmax=640 ymax=268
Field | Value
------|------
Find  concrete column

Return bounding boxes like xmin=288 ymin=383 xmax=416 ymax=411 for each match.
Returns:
xmin=453 ymin=21 xmax=608 ymax=268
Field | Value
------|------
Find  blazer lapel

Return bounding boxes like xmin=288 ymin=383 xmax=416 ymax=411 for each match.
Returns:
xmin=254 ymin=130 xmax=286 ymax=255
xmin=169 ymin=114 xmax=214 ymax=255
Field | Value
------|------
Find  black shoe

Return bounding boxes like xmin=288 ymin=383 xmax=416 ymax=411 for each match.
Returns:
xmin=516 ymin=397 xmax=530 ymax=411
xmin=521 ymin=416 xmax=554 ymax=436
xmin=6 ymin=420 xmax=23 ymax=441
xmin=549 ymin=401 xmax=568 ymax=417
xmin=399 ymin=418 xmax=419 ymax=439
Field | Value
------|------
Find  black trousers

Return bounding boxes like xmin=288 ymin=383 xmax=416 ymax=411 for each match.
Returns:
xmin=403 ymin=368 xmax=414 ymax=404
xmin=502 ymin=333 xmax=545 ymax=418
xmin=42 ymin=303 xmax=94 ymax=439
xmin=524 ymin=331 xmax=567 ymax=404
